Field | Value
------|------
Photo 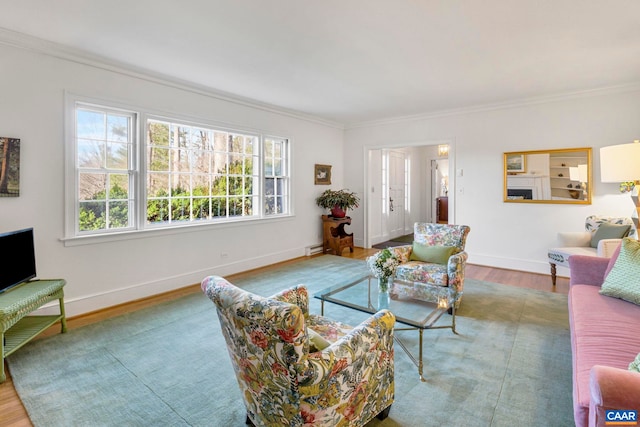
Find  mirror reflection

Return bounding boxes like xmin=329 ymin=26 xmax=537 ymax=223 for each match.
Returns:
xmin=504 ymin=147 xmax=592 ymax=204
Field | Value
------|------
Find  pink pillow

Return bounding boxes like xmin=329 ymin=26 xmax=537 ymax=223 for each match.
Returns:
xmin=604 ymin=242 xmax=623 ymax=278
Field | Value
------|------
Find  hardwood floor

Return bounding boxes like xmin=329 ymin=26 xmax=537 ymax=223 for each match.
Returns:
xmin=0 ymin=247 xmax=567 ymax=426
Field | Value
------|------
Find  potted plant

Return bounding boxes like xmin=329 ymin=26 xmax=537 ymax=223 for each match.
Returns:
xmin=315 ymin=189 xmax=360 ymax=218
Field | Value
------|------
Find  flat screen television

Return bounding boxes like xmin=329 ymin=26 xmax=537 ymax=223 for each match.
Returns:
xmin=0 ymin=228 xmax=36 ymax=293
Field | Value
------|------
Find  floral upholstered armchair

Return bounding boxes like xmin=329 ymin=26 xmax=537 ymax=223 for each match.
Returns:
xmin=201 ymin=275 xmax=396 ymax=427
xmin=382 ymin=223 xmax=470 ymax=314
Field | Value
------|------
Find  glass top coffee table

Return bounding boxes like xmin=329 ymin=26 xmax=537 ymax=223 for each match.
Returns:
xmin=314 ymin=274 xmax=459 ymax=382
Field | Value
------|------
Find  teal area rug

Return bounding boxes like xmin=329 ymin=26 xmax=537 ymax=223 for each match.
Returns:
xmin=8 ymin=255 xmax=573 ymax=426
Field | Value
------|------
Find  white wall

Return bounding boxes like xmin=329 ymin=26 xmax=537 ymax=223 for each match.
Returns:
xmin=0 ymin=43 xmax=344 ymax=316
xmin=345 ymin=89 xmax=640 ymax=276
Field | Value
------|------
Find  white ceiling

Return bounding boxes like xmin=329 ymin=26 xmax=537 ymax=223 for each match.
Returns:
xmin=1 ymin=1 xmax=640 ymax=125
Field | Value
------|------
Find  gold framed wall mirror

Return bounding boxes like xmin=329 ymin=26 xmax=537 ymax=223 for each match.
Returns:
xmin=504 ymin=147 xmax=592 ymax=204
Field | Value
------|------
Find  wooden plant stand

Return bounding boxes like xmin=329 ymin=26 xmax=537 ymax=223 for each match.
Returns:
xmin=0 ymin=279 xmax=67 ymax=382
xmin=322 ymin=215 xmax=354 ymax=256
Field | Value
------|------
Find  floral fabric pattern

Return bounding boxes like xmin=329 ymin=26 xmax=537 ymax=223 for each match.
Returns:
xmin=201 ymin=275 xmax=395 ymax=427
xmin=387 ymin=223 xmax=470 ymax=308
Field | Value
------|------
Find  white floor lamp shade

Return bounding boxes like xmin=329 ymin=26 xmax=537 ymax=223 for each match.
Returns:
xmin=600 ymin=141 xmax=640 ymax=226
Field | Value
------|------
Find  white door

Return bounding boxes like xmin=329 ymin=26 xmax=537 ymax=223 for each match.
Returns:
xmin=387 ymin=150 xmax=406 ymax=239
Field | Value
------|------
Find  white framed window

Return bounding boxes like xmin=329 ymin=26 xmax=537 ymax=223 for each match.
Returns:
xmin=74 ymin=103 xmax=137 ymax=234
xmin=65 ymin=96 xmax=291 ymax=241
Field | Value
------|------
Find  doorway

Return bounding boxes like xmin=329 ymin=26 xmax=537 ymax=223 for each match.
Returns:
xmin=365 ymin=142 xmax=454 ymax=248
xmin=431 ymin=158 xmax=449 ymax=223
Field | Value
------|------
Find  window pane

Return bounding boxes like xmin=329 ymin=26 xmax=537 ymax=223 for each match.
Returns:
xmin=77 ymin=110 xmax=105 ymax=139
xmin=79 ymin=201 xmax=106 ymax=231
xmin=78 ymin=139 xmax=105 ymax=168
xmin=148 ymin=173 xmax=169 ymax=196
xmin=265 ymin=158 xmax=273 ymax=176
xmin=265 ymin=178 xmax=274 ymax=195
xmin=107 ymin=142 xmax=128 ymax=169
xmin=108 ymin=201 xmax=129 ymax=228
xmin=245 ymin=137 xmax=256 ymax=155
xmin=229 ymin=176 xmax=243 ymax=195
xmin=212 ymin=175 xmax=227 ymax=195
xmin=148 ymin=122 xmax=170 ymax=147
xmin=171 ymin=148 xmax=190 ymax=171
xmin=192 ymin=151 xmax=210 ymax=173
xmin=192 ymin=174 xmax=211 ymax=196
xmin=172 ymin=174 xmax=191 ymax=195
xmin=192 ymin=129 xmax=209 ymax=150
xmin=147 ymin=198 xmax=169 ymax=224
xmin=230 ymin=135 xmax=243 ymax=153
xmin=79 ymin=173 xmax=107 ymax=201
xmin=107 ymin=115 xmax=129 ymax=142
xmin=273 ymin=159 xmax=281 ymax=176
xmin=213 ymin=132 xmax=227 ymax=152
xmin=109 ymin=174 xmax=129 ymax=199
xmin=193 ymin=198 xmax=210 ymax=220
xmin=171 ymin=125 xmax=188 ymax=148
xmin=265 ymin=196 xmax=275 ymax=215
xmin=148 ymin=147 xmax=170 ymax=171
xmin=211 ymin=197 xmax=227 ymax=217
xmin=171 ymin=198 xmax=191 ymax=221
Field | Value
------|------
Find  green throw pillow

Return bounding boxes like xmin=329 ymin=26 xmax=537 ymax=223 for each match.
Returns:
xmin=590 ymin=223 xmax=631 ymax=248
xmin=629 ymin=353 xmax=640 ymax=373
xmin=409 ymin=242 xmax=456 ymax=265
xmin=600 ymin=237 xmax=640 ymax=305
xmin=308 ymin=327 xmax=331 ymax=352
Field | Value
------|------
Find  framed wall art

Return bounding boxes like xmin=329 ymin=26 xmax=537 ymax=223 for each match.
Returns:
xmin=0 ymin=137 xmax=20 ymax=197
xmin=505 ymin=153 xmax=525 ymax=173
xmin=314 ymin=164 xmax=332 ymax=185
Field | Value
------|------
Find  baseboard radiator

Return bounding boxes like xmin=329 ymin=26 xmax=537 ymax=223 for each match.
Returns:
xmin=305 ymin=243 xmax=324 ymax=256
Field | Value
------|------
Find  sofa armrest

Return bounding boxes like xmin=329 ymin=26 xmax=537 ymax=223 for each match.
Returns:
xmin=298 ymin=309 xmax=395 ymax=394
xmin=269 ymin=285 xmax=309 ymax=318
xmin=589 ymin=365 xmax=640 ymax=427
xmin=596 ymin=239 xmax=622 ymax=258
xmin=558 ymin=231 xmax=591 ymax=247
xmin=568 ymin=255 xmax=610 ymax=287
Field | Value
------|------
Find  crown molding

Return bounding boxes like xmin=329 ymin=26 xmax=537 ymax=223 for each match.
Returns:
xmin=346 ymin=82 xmax=640 ymax=130
xmin=0 ymin=27 xmax=345 ymax=130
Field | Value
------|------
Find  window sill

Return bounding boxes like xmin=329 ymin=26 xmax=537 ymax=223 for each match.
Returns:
xmin=61 ymin=214 xmax=294 ymax=247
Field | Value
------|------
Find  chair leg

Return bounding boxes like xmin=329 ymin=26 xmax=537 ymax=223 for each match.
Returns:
xmin=550 ymin=263 xmax=557 ymax=286
xmin=377 ymin=404 xmax=392 ymax=420
xmin=246 ymin=414 xmax=255 ymax=426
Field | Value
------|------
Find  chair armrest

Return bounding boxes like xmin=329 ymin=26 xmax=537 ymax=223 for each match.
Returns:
xmin=596 ymin=239 xmax=622 ymax=258
xmin=589 ymin=365 xmax=640 ymax=426
xmin=558 ymin=231 xmax=591 ymax=247
xmin=447 ymin=251 xmax=469 ymax=294
xmin=269 ymin=285 xmax=309 ymax=318
xmin=298 ymin=310 xmax=395 ymax=394
xmin=568 ymin=255 xmax=610 ymax=287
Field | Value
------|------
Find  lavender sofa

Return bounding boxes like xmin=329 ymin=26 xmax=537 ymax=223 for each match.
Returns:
xmin=568 ymin=253 xmax=640 ymax=427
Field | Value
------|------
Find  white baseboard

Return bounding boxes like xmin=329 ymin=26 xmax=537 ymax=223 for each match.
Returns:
xmin=469 ymin=253 xmax=565 ymax=277
xmin=35 ymin=247 xmax=305 ymax=317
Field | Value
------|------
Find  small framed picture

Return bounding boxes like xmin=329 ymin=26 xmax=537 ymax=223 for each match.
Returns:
xmin=505 ymin=153 xmax=525 ymax=173
xmin=314 ymin=164 xmax=332 ymax=185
